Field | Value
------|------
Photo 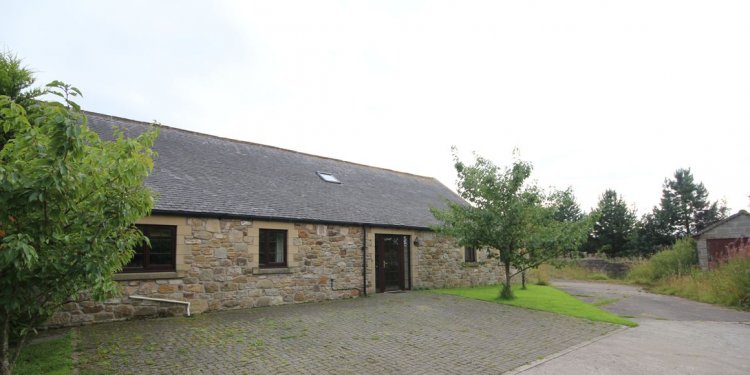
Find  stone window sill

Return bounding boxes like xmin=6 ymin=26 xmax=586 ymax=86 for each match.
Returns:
xmin=114 ymin=272 xmax=180 ymax=281
xmin=252 ymin=267 xmax=294 ymax=275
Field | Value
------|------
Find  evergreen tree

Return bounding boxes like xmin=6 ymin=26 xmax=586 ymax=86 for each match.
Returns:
xmin=549 ymin=187 xmax=584 ymax=223
xmin=632 ymin=210 xmax=673 ymax=256
xmin=656 ymin=168 xmax=727 ymax=237
xmin=586 ymin=190 xmax=636 ymax=257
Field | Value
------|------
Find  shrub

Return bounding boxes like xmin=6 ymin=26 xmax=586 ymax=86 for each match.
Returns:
xmin=627 ymin=238 xmax=698 ymax=284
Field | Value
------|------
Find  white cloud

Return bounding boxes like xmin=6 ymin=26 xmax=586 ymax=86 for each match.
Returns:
xmin=2 ymin=0 xmax=748 ymax=213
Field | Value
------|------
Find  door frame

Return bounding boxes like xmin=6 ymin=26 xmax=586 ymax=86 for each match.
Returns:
xmin=374 ymin=234 xmax=411 ymax=293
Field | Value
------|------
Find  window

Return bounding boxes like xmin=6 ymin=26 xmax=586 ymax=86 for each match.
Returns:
xmin=464 ymin=247 xmax=476 ymax=263
xmin=316 ymin=171 xmax=340 ymax=184
xmin=123 ymin=225 xmax=176 ymax=272
xmin=259 ymin=229 xmax=287 ymax=268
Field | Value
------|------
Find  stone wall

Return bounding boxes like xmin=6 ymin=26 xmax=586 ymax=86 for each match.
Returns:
xmin=46 ymin=216 xmax=504 ymax=328
xmin=576 ymin=258 xmax=632 ymax=278
xmin=413 ymin=232 xmax=504 ymax=289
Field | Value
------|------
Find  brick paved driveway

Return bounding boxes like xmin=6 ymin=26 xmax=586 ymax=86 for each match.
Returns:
xmin=75 ymin=292 xmax=617 ymax=374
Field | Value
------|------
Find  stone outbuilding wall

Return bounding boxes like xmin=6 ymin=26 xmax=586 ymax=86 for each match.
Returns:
xmin=696 ymin=210 xmax=750 ymax=270
xmin=46 ymin=215 xmax=505 ymax=328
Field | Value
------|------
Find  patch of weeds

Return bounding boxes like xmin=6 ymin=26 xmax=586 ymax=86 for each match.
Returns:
xmin=370 ymin=335 xmax=381 ymax=341
xmin=593 ymin=297 xmax=622 ymax=306
xmin=14 ymin=333 xmax=73 ymax=375
xmin=177 ymin=347 xmax=189 ymax=355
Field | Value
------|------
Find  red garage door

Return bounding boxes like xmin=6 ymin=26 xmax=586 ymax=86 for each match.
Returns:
xmin=707 ymin=238 xmax=743 ymax=269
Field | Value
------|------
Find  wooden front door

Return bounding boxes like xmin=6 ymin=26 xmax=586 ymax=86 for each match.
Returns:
xmin=375 ymin=234 xmax=410 ymax=293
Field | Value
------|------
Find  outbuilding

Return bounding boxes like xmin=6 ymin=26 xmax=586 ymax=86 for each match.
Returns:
xmin=695 ymin=210 xmax=750 ymax=269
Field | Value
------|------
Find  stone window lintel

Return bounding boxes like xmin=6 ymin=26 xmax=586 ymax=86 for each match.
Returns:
xmin=113 ymin=272 xmax=180 ymax=281
xmin=251 ymin=267 xmax=295 ymax=275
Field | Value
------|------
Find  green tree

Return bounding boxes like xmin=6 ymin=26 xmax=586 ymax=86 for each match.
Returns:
xmin=657 ymin=168 xmax=727 ymax=237
xmin=0 ymin=52 xmax=45 ymax=150
xmin=0 ymin=62 xmax=157 ymax=374
xmin=549 ymin=187 xmax=583 ymax=223
xmin=431 ymin=150 xmax=590 ymax=299
xmin=586 ymin=190 xmax=636 ymax=257
xmin=0 ymin=51 xmax=43 ymax=105
xmin=632 ymin=210 xmax=674 ymax=256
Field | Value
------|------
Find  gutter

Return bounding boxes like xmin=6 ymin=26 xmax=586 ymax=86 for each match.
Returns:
xmin=130 ymin=295 xmax=191 ymax=317
xmin=150 ymin=209 xmax=433 ymax=232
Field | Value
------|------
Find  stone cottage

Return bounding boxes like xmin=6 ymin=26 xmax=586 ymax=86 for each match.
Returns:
xmin=695 ymin=210 xmax=750 ymax=269
xmin=47 ymin=112 xmax=504 ymax=327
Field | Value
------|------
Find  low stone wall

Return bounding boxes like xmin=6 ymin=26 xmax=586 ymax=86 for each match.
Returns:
xmin=46 ymin=216 xmax=505 ymax=328
xmin=576 ymin=258 xmax=632 ymax=278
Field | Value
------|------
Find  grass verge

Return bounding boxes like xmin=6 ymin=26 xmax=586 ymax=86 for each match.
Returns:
xmin=14 ymin=333 xmax=73 ymax=375
xmin=433 ymin=284 xmax=637 ymax=327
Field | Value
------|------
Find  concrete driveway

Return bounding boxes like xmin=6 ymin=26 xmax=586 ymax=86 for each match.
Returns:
xmin=74 ymin=291 xmax=616 ymax=374
xmin=517 ymin=281 xmax=750 ymax=375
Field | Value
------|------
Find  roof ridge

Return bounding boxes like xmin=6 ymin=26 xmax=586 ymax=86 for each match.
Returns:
xmin=694 ymin=209 xmax=750 ymax=237
xmin=82 ymin=110 xmax=436 ymax=180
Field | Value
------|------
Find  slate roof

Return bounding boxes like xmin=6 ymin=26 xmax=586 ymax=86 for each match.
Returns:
xmin=85 ymin=112 xmax=464 ymax=229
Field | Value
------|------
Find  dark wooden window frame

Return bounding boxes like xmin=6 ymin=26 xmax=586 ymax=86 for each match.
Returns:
xmin=122 ymin=224 xmax=177 ymax=273
xmin=259 ymin=229 xmax=288 ymax=268
xmin=464 ymin=247 xmax=477 ymax=263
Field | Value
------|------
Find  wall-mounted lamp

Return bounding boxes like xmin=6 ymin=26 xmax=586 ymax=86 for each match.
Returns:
xmin=413 ymin=237 xmax=420 ymax=247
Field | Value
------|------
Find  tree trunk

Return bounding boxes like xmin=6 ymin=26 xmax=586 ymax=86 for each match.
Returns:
xmin=521 ymin=270 xmax=527 ymax=289
xmin=1 ymin=317 xmax=10 ymax=375
xmin=500 ymin=262 xmax=514 ymax=299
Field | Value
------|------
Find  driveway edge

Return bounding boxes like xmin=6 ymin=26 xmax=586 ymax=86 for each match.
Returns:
xmin=504 ymin=325 xmax=629 ymax=374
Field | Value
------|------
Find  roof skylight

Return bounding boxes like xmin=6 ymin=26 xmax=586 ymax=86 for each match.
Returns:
xmin=316 ymin=171 xmax=341 ymax=184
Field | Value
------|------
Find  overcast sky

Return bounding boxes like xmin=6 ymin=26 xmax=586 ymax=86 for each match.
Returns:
xmin=3 ymin=1 xmax=748 ymax=214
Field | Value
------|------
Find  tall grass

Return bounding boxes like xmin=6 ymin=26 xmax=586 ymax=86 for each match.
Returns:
xmin=529 ymin=262 xmax=611 ymax=284
xmin=626 ymin=238 xmax=697 ymax=285
xmin=628 ymin=238 xmax=750 ymax=310
xmin=653 ymin=257 xmax=750 ymax=309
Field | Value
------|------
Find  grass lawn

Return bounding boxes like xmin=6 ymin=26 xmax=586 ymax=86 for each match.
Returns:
xmin=433 ymin=284 xmax=637 ymax=327
xmin=14 ymin=333 xmax=73 ymax=375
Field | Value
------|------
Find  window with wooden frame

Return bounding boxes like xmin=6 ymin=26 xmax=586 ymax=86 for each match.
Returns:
xmin=464 ymin=247 xmax=477 ymax=263
xmin=123 ymin=224 xmax=177 ymax=272
xmin=259 ymin=229 xmax=287 ymax=268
